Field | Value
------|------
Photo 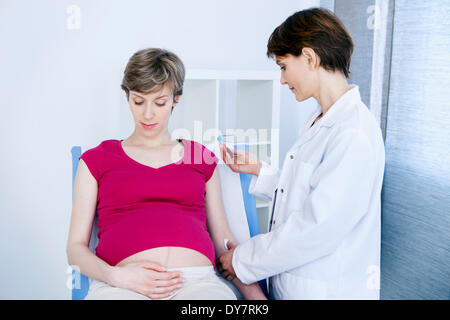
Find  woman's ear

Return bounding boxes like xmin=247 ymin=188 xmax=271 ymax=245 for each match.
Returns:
xmin=302 ymin=47 xmax=320 ymax=71
xmin=171 ymin=95 xmax=181 ymax=114
xmin=173 ymin=94 xmax=181 ymax=105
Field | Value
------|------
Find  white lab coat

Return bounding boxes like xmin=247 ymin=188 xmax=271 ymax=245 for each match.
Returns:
xmin=232 ymin=85 xmax=385 ymax=300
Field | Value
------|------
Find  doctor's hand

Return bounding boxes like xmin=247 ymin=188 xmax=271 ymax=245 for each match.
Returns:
xmin=216 ymin=240 xmax=237 ymax=281
xmin=219 ymin=143 xmax=262 ymax=177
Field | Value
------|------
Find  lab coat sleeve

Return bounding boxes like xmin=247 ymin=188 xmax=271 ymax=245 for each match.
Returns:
xmin=248 ymin=160 xmax=280 ymax=201
xmin=232 ymin=129 xmax=377 ymax=284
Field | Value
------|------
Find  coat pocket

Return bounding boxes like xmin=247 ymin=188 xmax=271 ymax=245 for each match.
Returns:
xmin=285 ymin=161 xmax=315 ymax=212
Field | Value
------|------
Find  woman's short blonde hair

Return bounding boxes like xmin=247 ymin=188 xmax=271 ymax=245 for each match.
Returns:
xmin=121 ymin=48 xmax=185 ymax=102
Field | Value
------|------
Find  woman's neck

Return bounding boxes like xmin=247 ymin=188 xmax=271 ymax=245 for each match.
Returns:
xmin=125 ymin=131 xmax=173 ymax=148
xmin=314 ymin=71 xmax=350 ymax=116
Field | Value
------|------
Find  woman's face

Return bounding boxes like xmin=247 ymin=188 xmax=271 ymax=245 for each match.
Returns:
xmin=277 ymin=50 xmax=318 ymax=102
xmin=127 ymin=84 xmax=179 ymax=137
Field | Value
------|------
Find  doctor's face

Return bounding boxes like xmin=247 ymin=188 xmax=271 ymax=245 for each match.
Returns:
xmin=277 ymin=51 xmax=318 ymax=102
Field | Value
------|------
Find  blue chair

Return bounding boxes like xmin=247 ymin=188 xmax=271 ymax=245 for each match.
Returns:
xmin=69 ymin=142 xmax=268 ymax=300
xmin=70 ymin=146 xmax=90 ymax=300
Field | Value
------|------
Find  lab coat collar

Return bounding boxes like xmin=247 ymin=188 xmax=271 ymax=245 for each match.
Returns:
xmin=292 ymin=84 xmax=361 ymax=151
xmin=319 ymin=84 xmax=361 ymax=128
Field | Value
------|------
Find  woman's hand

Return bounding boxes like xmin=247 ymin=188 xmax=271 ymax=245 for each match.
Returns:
xmin=219 ymin=143 xmax=262 ymax=176
xmin=108 ymin=260 xmax=185 ymax=299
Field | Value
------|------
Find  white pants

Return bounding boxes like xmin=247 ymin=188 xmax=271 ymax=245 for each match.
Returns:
xmin=84 ymin=266 xmax=238 ymax=300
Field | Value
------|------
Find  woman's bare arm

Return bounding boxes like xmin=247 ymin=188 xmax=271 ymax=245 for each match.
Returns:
xmin=205 ymin=167 xmax=267 ymax=300
xmin=66 ymin=159 xmax=116 ymax=284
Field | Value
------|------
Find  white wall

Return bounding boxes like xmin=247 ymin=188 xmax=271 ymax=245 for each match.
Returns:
xmin=0 ymin=0 xmax=319 ymax=299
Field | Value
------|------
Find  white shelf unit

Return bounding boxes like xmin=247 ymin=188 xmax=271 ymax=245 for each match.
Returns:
xmin=168 ymin=69 xmax=280 ymax=233
xmin=169 ymin=69 xmax=280 ymax=167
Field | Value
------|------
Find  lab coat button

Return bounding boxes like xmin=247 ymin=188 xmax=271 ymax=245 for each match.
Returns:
xmin=290 ymin=155 xmax=294 ymax=159
xmin=280 ymin=188 xmax=284 ymax=193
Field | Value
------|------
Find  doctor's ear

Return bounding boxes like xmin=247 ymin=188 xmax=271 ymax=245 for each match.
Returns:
xmin=302 ymin=47 xmax=320 ymax=71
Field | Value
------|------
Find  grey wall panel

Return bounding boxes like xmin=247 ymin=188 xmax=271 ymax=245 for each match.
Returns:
xmin=380 ymin=0 xmax=450 ymax=299
xmin=333 ymin=0 xmax=394 ymax=141
xmin=335 ymin=0 xmax=374 ymax=107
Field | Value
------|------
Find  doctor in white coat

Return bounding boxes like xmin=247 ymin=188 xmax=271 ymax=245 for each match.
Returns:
xmin=217 ymin=8 xmax=386 ymax=300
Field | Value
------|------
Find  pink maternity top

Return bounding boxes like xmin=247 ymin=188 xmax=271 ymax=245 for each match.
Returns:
xmin=78 ymin=138 xmax=219 ymax=267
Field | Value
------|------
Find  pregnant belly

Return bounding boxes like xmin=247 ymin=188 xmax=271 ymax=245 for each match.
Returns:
xmin=115 ymin=246 xmax=213 ymax=268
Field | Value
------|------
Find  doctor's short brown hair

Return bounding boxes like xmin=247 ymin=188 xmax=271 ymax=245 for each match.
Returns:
xmin=121 ymin=48 xmax=185 ymax=102
xmin=267 ymin=7 xmax=354 ymax=78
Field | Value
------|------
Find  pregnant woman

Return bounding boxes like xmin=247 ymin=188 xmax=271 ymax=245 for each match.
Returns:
xmin=66 ymin=48 xmax=266 ymax=300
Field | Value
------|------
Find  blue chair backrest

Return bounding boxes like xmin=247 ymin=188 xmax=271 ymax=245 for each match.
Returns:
xmin=70 ymin=146 xmax=91 ymax=300
xmin=70 ymin=142 xmax=268 ymax=299
xmin=228 ymin=142 xmax=268 ymax=297
xmin=237 ymin=146 xmax=259 ymax=237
